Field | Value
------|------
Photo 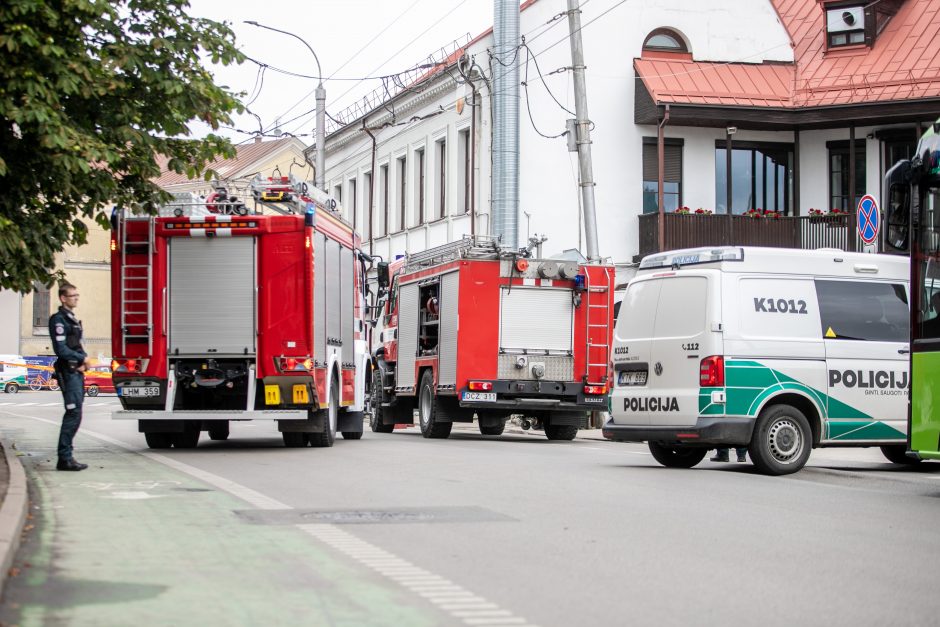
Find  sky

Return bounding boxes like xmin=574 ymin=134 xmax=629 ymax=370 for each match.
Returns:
xmin=186 ymin=0 xmax=498 ymax=145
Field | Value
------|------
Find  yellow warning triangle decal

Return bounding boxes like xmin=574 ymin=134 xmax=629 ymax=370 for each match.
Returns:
xmin=825 ymin=327 xmax=837 ymax=338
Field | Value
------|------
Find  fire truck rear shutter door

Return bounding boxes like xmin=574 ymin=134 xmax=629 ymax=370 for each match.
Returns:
xmin=169 ymin=237 xmax=256 ymax=355
xmin=397 ymin=282 xmax=419 ymax=389
xmin=500 ymin=287 xmax=573 ymax=352
xmin=438 ymin=271 xmax=460 ymax=386
xmin=314 ymin=232 xmax=326 ymax=365
xmin=326 ymin=238 xmax=341 ymax=353
xmin=341 ymin=244 xmax=354 ymax=365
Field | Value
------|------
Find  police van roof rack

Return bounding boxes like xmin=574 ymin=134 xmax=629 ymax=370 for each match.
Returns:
xmin=403 ymin=235 xmax=502 ymax=273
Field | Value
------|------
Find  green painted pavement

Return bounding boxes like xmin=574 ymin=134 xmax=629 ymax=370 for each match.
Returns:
xmin=0 ymin=416 xmax=438 ymax=627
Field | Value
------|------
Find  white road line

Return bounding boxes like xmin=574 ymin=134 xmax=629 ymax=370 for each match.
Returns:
xmin=1 ymin=411 xmax=534 ymax=626
xmin=15 ymin=402 xmax=36 ymax=406
xmin=40 ymin=403 xmax=60 ymax=407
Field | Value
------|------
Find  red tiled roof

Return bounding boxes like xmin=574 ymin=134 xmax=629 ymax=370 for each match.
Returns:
xmin=635 ymin=0 xmax=940 ymax=109
xmin=153 ymin=138 xmax=301 ymax=187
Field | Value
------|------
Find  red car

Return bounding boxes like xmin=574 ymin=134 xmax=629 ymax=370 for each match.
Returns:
xmin=84 ymin=366 xmax=115 ymax=396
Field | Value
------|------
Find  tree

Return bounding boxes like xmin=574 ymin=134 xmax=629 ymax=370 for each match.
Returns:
xmin=0 ymin=0 xmax=245 ymax=293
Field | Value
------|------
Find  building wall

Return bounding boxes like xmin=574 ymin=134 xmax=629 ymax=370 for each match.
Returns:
xmin=0 ymin=290 xmax=21 ymax=354
xmin=324 ymin=0 xmax=916 ymax=264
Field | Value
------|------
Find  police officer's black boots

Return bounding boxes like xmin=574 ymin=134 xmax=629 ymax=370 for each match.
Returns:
xmin=56 ymin=459 xmax=88 ymax=471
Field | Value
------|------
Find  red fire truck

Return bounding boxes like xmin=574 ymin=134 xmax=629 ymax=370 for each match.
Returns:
xmin=110 ymin=176 xmax=372 ymax=449
xmin=369 ymin=236 xmax=615 ymax=440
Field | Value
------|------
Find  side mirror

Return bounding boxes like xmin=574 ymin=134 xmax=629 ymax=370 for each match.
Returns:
xmin=377 ymin=262 xmax=390 ymax=289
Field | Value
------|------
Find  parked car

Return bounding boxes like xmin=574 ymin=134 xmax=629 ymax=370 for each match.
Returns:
xmin=84 ymin=366 xmax=115 ymax=396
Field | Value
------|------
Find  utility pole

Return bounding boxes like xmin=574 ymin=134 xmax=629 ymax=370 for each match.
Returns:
xmin=566 ymin=0 xmax=600 ymax=262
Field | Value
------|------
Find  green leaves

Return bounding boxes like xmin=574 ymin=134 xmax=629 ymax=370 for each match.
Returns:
xmin=0 ymin=0 xmax=245 ymax=292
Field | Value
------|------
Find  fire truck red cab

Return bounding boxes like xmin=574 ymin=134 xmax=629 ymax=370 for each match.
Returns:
xmin=110 ymin=176 xmax=372 ymax=449
xmin=369 ymin=236 xmax=615 ymax=440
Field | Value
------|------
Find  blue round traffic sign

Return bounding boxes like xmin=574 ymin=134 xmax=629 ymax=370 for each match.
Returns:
xmin=857 ymin=194 xmax=879 ymax=245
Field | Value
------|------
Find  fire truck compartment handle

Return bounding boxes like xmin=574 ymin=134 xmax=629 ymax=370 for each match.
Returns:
xmin=162 ymin=287 xmax=167 ymax=336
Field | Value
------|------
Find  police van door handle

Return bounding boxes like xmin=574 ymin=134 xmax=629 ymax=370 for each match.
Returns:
xmin=898 ymin=348 xmax=910 ymax=355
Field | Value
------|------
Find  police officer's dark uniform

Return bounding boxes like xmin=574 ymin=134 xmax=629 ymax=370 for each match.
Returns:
xmin=49 ymin=299 xmax=89 ymax=471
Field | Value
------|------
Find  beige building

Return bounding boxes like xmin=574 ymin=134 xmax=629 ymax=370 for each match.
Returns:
xmin=9 ymin=137 xmax=312 ymax=360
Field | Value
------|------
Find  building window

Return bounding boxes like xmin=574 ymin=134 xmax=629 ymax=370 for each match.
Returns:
xmin=825 ymin=4 xmax=866 ymax=47
xmin=414 ymin=147 xmax=426 ymax=226
xmin=642 ymin=28 xmax=688 ymax=53
xmin=333 ymin=184 xmax=342 ymax=204
xmin=458 ymin=129 xmax=471 ymax=214
xmin=348 ymin=178 xmax=357 ymax=228
xmin=362 ymin=172 xmax=372 ymax=240
xmin=396 ymin=156 xmax=407 ymax=232
xmin=380 ymin=164 xmax=389 ymax=236
xmin=642 ymin=138 xmax=682 ymax=213
xmin=715 ymin=141 xmax=793 ymax=215
xmin=433 ymin=138 xmax=446 ymax=221
xmin=32 ymin=281 xmax=50 ymax=328
xmin=827 ymin=139 xmax=866 ymax=213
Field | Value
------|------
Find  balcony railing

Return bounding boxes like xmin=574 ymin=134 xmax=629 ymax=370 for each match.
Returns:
xmin=637 ymin=213 xmax=862 ymax=259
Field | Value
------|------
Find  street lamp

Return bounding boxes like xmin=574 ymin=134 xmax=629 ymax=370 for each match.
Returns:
xmin=244 ymin=21 xmax=327 ymax=191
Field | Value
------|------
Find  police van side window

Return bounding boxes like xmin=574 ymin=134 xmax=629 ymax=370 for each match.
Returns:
xmin=815 ymin=280 xmax=909 ymax=342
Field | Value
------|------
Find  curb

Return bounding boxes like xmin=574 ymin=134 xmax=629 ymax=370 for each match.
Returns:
xmin=0 ymin=439 xmax=29 ymax=600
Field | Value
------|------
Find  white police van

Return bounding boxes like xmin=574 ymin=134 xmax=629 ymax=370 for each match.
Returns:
xmin=604 ymin=247 xmax=910 ymax=475
xmin=0 ymin=355 xmax=28 ymax=394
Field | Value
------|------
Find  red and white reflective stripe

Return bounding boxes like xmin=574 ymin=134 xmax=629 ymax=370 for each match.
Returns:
xmin=190 ymin=215 xmax=233 ymax=223
xmin=190 ymin=228 xmax=232 ymax=237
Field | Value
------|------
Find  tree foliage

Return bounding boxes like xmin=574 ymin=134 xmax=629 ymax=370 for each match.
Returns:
xmin=0 ymin=0 xmax=244 ymax=292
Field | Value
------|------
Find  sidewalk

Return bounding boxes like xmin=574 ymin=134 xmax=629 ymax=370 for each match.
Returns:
xmin=0 ymin=438 xmax=29 ymax=604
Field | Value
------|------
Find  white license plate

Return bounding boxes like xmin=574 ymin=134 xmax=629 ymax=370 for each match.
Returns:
xmin=462 ymin=391 xmax=496 ymax=402
xmin=120 ymin=386 xmax=160 ymax=398
xmin=618 ymin=371 xmax=648 ymax=386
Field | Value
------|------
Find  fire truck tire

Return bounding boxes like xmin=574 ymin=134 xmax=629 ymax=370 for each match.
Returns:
xmin=173 ymin=423 xmax=201 ymax=449
xmin=648 ymin=442 xmax=707 ymax=468
xmin=341 ymin=431 xmax=363 ymax=440
xmin=479 ymin=422 xmax=505 ymax=436
xmin=144 ymin=432 xmax=173 ymax=449
xmin=282 ymin=432 xmax=307 ymax=448
xmin=310 ymin=376 xmax=339 ymax=448
xmin=418 ymin=370 xmax=452 ymax=439
xmin=208 ymin=423 xmax=230 ymax=441
xmin=370 ymin=369 xmax=394 ymax=433
xmin=544 ymin=424 xmax=578 ymax=441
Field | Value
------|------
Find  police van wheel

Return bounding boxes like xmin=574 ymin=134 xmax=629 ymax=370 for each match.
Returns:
xmin=749 ymin=405 xmax=811 ymax=475
xmin=144 ymin=432 xmax=173 ymax=449
xmin=648 ymin=442 xmax=707 ymax=468
xmin=86 ymin=384 xmax=99 ymax=397
xmin=880 ymin=445 xmax=920 ymax=465
xmin=370 ymin=369 xmax=394 ymax=433
xmin=4 ymin=383 xmax=18 ymax=394
xmin=310 ymin=376 xmax=338 ymax=448
xmin=418 ymin=370 xmax=452 ymax=439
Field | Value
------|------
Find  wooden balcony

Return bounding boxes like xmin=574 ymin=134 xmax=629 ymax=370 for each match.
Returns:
xmin=637 ymin=213 xmax=860 ymax=259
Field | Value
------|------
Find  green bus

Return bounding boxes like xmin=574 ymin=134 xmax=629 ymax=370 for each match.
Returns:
xmin=883 ymin=118 xmax=940 ymax=460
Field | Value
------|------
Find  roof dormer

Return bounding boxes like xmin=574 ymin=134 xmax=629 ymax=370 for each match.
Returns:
xmin=820 ymin=0 xmax=905 ymax=50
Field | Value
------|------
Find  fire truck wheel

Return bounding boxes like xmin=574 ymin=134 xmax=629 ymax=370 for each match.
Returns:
xmin=310 ymin=376 xmax=339 ymax=447
xmin=282 ymin=432 xmax=307 ymax=448
xmin=173 ymin=423 xmax=201 ymax=449
xmin=144 ymin=432 xmax=173 ymax=449
xmin=544 ymin=424 xmax=578 ymax=441
xmin=648 ymin=442 xmax=707 ymax=468
xmin=418 ymin=370 xmax=452 ymax=439
xmin=208 ymin=423 xmax=230 ymax=441
xmin=370 ymin=369 xmax=394 ymax=433
xmin=479 ymin=422 xmax=505 ymax=436
xmin=341 ymin=428 xmax=363 ymax=440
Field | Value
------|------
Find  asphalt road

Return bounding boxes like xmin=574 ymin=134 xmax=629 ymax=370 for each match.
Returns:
xmin=2 ymin=391 xmax=940 ymax=626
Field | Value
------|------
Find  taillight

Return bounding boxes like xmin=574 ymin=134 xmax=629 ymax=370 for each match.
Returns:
xmin=468 ymin=381 xmax=493 ymax=391
xmin=584 ymin=384 xmax=607 ymax=395
xmin=277 ymin=357 xmax=312 ymax=373
xmin=112 ymin=358 xmax=148 ymax=373
xmin=699 ymin=355 xmax=724 ymax=387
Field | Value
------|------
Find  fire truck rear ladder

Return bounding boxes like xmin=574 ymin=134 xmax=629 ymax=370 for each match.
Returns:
xmin=584 ymin=265 xmax=612 ymax=382
xmin=118 ymin=212 xmax=155 ymax=355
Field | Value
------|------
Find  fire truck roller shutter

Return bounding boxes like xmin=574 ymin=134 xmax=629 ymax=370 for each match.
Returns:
xmin=169 ymin=237 xmax=256 ymax=355
xmin=326 ymin=237 xmax=341 ymax=357
xmin=397 ymin=282 xmax=420 ymax=389
xmin=438 ymin=271 xmax=460 ymax=386
xmin=313 ymin=231 xmax=327 ymax=365
xmin=340 ymin=244 xmax=354 ymax=366
xmin=500 ymin=287 xmax=573 ymax=352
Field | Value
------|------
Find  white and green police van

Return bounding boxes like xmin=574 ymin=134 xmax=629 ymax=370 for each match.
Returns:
xmin=0 ymin=355 xmax=28 ymax=394
xmin=603 ymin=247 xmax=910 ymax=475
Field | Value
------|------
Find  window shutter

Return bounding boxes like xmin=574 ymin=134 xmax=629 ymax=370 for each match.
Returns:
xmin=643 ymin=143 xmax=681 ymax=182
xmin=32 ymin=283 xmax=50 ymax=327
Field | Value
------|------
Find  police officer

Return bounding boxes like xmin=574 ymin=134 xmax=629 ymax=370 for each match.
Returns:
xmin=49 ymin=283 xmax=92 ymax=471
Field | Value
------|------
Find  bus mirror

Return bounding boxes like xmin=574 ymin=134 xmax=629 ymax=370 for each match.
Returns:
xmin=377 ymin=262 xmax=390 ymax=289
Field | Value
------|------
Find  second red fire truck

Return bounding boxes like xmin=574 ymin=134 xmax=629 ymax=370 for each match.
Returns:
xmin=369 ymin=236 xmax=615 ymax=440
xmin=110 ymin=176 xmax=373 ymax=448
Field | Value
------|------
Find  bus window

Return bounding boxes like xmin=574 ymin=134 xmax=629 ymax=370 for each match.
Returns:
xmin=916 ymin=187 xmax=940 ymax=341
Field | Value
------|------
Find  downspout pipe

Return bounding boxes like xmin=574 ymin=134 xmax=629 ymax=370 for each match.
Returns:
xmin=491 ymin=0 xmax=520 ymax=249
xmin=364 ymin=121 xmax=378 ymax=256
xmin=657 ymin=105 xmax=670 ymax=253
